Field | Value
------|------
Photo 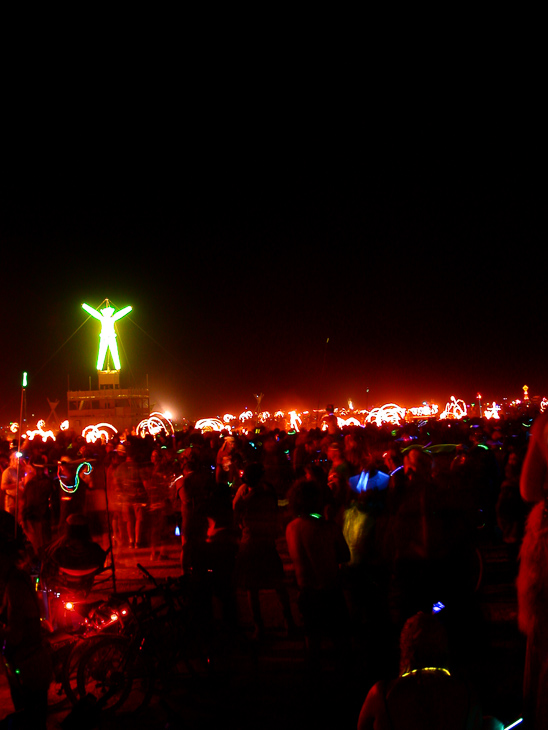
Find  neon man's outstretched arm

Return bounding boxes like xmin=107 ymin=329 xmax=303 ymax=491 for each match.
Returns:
xmin=82 ymin=303 xmax=104 ymax=321
xmin=112 ymin=305 xmax=132 ymax=322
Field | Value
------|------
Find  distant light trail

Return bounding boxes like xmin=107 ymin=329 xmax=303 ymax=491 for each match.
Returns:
xmin=137 ymin=412 xmax=174 ymax=438
xmin=26 ymin=420 xmax=55 ymax=442
xmin=439 ymin=396 xmax=467 ymax=420
xmin=337 ymin=416 xmax=362 ymax=428
xmin=484 ymin=403 xmax=501 ymax=420
xmin=366 ymin=404 xmax=406 ymax=427
xmin=82 ymin=422 xmax=118 ymax=443
xmin=408 ymin=404 xmax=439 ymax=418
xmin=195 ymin=418 xmax=226 ymax=432
xmin=289 ymin=410 xmax=302 ymax=432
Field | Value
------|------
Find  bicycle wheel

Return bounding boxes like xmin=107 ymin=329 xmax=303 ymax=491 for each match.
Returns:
xmin=76 ymin=635 xmax=154 ymax=714
xmin=48 ymin=637 xmax=79 ymax=709
xmin=62 ymin=635 xmax=105 ymax=705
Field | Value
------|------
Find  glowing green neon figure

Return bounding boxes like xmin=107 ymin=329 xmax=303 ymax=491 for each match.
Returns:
xmin=82 ymin=300 xmax=132 ymax=371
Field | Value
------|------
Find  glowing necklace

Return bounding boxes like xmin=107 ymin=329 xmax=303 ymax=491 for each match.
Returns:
xmin=400 ymin=667 xmax=451 ymax=678
xmin=59 ymin=462 xmax=93 ymax=494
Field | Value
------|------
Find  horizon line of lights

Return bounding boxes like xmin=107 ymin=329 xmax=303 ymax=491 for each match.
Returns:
xmin=3 ymin=393 xmax=542 ymax=442
xmin=17 ymin=303 xmax=533 ymax=438
xmin=195 ymin=394 xmax=535 ymax=432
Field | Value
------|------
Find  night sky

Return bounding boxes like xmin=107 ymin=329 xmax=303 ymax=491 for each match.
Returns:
xmin=1 ymin=75 xmax=546 ymax=426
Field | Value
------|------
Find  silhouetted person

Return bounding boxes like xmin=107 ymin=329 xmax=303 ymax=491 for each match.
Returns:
xmin=517 ymin=409 xmax=548 ymax=729
xmin=233 ymin=462 xmax=296 ymax=639
xmin=42 ymin=512 xmax=107 ymax=594
xmin=0 ymin=512 xmax=52 ymax=729
xmin=114 ymin=441 xmax=149 ymax=549
xmin=21 ymin=454 xmax=54 ymax=559
xmin=177 ymin=452 xmax=212 ymax=576
xmin=286 ymin=477 xmax=350 ymax=669
xmin=357 ymin=611 xmax=485 ymax=730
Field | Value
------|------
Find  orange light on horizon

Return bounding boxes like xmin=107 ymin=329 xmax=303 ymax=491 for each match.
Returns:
xmin=366 ymin=404 xmax=406 ymax=427
xmin=484 ymin=403 xmax=501 ymax=420
xmin=440 ymin=396 xmax=467 ymax=420
xmin=82 ymin=422 xmax=118 ymax=443
xmin=137 ymin=412 xmax=175 ymax=438
xmin=195 ymin=418 xmax=226 ymax=432
xmin=26 ymin=420 xmax=55 ymax=442
xmin=289 ymin=410 xmax=302 ymax=432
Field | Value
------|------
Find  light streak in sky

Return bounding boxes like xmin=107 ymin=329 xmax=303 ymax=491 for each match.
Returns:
xmin=82 ymin=301 xmax=132 ymax=371
xmin=239 ymin=410 xmax=254 ymax=422
xmin=541 ymin=397 xmax=548 ymax=413
xmin=60 ymin=420 xmax=69 ymax=431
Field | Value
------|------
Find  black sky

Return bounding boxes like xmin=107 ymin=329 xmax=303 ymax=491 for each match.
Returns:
xmin=1 ymin=65 xmax=546 ymax=424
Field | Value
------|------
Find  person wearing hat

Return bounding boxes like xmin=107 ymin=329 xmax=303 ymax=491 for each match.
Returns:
xmin=21 ymin=454 xmax=55 ymax=558
xmin=41 ymin=513 xmax=107 ymax=595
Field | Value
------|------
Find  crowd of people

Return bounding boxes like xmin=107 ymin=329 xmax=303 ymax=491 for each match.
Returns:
xmin=0 ymin=406 xmax=544 ymax=728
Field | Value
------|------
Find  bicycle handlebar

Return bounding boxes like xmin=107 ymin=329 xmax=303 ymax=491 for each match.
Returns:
xmin=136 ymin=563 xmax=159 ymax=586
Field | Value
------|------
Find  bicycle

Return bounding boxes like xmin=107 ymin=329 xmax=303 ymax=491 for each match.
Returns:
xmin=37 ymin=556 xmax=124 ymax=709
xmin=45 ymin=597 xmax=124 ymax=708
xmin=75 ymin=564 xmax=212 ymax=715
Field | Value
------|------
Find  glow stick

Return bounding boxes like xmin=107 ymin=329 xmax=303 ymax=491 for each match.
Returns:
xmin=503 ymin=720 xmax=523 ymax=730
xmin=356 ymin=471 xmax=369 ymax=493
